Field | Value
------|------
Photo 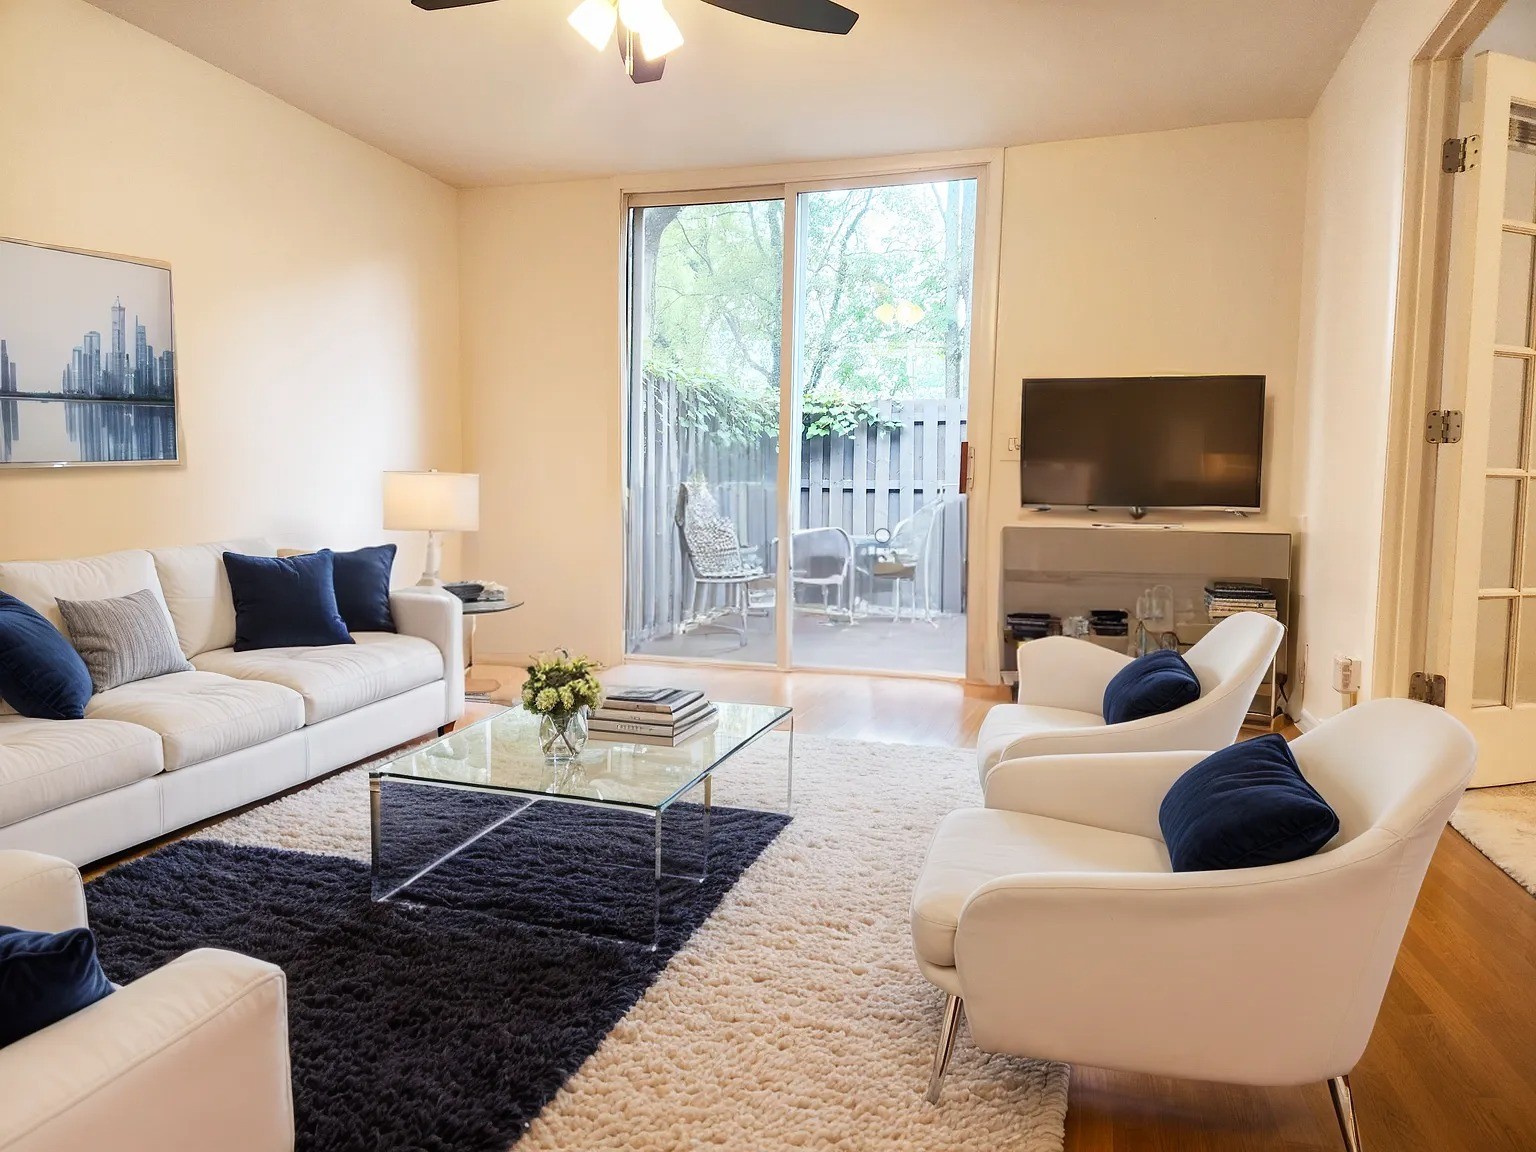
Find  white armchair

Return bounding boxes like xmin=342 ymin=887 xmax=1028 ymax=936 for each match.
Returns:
xmin=913 ymin=699 xmax=1476 ymax=1149
xmin=978 ymin=610 xmax=1286 ymax=786
xmin=0 ymin=852 xmax=295 ymax=1152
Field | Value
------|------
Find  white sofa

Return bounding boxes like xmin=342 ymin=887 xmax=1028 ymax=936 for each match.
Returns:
xmin=0 ymin=540 xmax=465 ymax=866
xmin=0 ymin=850 xmax=293 ymax=1152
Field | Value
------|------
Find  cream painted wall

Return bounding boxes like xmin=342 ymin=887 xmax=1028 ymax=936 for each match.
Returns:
xmin=984 ymin=119 xmax=1309 ymax=677
xmin=1291 ymin=0 xmax=1452 ymax=724
xmin=0 ymin=0 xmax=462 ymax=583
xmin=461 ymin=122 xmax=1309 ymax=672
xmin=458 ymin=180 xmax=626 ymax=664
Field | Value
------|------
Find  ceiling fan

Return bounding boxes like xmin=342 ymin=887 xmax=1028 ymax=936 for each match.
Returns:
xmin=410 ymin=0 xmax=860 ymax=85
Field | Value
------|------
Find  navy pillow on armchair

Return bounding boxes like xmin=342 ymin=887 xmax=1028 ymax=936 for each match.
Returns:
xmin=331 ymin=544 xmax=397 ymax=633
xmin=1102 ymin=648 xmax=1202 ymax=725
xmin=223 ymin=550 xmax=354 ymax=651
xmin=0 ymin=925 xmax=114 ymax=1047
xmin=1159 ymin=734 xmax=1340 ymax=872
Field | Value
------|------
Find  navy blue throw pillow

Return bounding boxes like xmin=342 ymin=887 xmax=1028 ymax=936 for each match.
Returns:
xmin=223 ymin=550 xmax=354 ymax=651
xmin=0 ymin=924 xmax=114 ymax=1047
xmin=331 ymin=544 xmax=397 ymax=633
xmin=1102 ymin=648 xmax=1201 ymax=725
xmin=0 ymin=593 xmax=93 ymax=719
xmin=1159 ymin=734 xmax=1340 ymax=872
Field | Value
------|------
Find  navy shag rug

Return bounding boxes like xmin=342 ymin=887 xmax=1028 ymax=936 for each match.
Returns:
xmin=86 ymin=793 xmax=789 ymax=1152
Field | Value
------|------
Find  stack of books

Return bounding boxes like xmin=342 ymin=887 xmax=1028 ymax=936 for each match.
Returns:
xmin=1204 ymin=581 xmax=1278 ymax=619
xmin=589 ymin=687 xmax=719 ymax=746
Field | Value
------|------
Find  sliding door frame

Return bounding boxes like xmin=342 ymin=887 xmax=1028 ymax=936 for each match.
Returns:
xmin=619 ymin=150 xmax=1006 ymax=683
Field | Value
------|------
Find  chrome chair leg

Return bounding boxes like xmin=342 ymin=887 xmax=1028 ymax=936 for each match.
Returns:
xmin=1328 ymin=1075 xmax=1364 ymax=1152
xmin=925 ymin=994 xmax=964 ymax=1104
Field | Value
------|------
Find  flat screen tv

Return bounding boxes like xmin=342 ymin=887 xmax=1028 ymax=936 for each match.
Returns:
xmin=1020 ymin=375 xmax=1265 ymax=513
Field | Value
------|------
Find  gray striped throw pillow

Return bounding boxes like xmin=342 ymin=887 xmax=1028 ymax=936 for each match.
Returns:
xmin=56 ymin=588 xmax=193 ymax=694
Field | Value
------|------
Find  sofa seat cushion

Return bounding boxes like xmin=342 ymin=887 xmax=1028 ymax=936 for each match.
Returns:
xmin=976 ymin=703 xmax=1106 ymax=779
xmin=85 ymin=672 xmax=304 ymax=771
xmin=191 ymin=633 xmax=445 ymax=725
xmin=0 ymin=716 xmax=163 ymax=829
xmin=911 ymin=807 xmax=1169 ymax=969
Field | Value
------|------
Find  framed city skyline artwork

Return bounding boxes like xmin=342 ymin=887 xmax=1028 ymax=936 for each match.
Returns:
xmin=0 ymin=237 xmax=180 ymax=468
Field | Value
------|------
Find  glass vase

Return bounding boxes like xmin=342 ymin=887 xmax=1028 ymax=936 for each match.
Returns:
xmin=539 ymin=707 xmax=589 ymax=763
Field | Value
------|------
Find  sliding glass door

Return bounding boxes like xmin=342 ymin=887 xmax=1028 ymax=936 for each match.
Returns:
xmin=623 ymin=173 xmax=981 ymax=676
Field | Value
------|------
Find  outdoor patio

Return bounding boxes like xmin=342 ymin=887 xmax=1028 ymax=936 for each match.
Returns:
xmin=629 ymin=607 xmax=967 ymax=675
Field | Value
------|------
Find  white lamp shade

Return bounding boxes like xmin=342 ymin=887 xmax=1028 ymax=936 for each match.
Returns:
xmin=383 ymin=471 xmax=480 ymax=532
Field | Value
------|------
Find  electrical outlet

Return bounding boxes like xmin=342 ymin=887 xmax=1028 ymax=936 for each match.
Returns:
xmin=1333 ymin=655 xmax=1363 ymax=695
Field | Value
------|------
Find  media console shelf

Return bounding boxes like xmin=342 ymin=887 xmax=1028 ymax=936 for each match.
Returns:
xmin=1000 ymin=523 xmax=1293 ymax=724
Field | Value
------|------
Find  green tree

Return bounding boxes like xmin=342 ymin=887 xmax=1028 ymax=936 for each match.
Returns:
xmin=637 ymin=179 xmax=976 ymax=441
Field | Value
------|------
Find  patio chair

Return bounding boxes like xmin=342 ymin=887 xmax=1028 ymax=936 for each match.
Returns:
xmin=867 ymin=496 xmax=956 ymax=624
xmin=791 ymin=526 xmax=855 ymax=624
xmin=676 ymin=481 xmax=764 ymax=648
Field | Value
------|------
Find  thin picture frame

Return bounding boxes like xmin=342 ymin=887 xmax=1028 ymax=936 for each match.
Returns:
xmin=0 ymin=235 xmax=183 ymax=470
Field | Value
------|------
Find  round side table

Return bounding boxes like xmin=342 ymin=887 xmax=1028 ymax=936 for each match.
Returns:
xmin=462 ymin=597 xmax=523 ymax=700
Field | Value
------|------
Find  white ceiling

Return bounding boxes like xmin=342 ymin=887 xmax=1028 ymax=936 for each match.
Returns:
xmin=87 ymin=0 xmax=1375 ymax=188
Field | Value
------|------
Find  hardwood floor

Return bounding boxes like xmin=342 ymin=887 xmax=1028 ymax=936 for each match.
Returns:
xmin=469 ymin=662 xmax=1536 ymax=1152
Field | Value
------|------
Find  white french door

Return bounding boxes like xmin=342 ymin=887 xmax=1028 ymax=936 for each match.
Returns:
xmin=1428 ymin=52 xmax=1536 ymax=785
xmin=622 ymin=168 xmax=989 ymax=679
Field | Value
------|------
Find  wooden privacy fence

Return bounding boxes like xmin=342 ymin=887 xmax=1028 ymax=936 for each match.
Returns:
xmin=626 ymin=377 xmax=969 ymax=648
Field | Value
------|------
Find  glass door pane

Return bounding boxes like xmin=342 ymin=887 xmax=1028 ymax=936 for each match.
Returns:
xmin=624 ymin=199 xmax=783 ymax=664
xmin=789 ymin=178 xmax=978 ymax=674
xmin=1473 ymin=112 xmax=1536 ymax=708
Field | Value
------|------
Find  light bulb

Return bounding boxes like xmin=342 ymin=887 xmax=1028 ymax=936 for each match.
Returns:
xmin=618 ymin=0 xmax=684 ymax=60
xmin=874 ymin=303 xmax=897 ymax=325
xmin=896 ymin=301 xmax=926 ymax=327
xmin=568 ymin=0 xmax=617 ymax=51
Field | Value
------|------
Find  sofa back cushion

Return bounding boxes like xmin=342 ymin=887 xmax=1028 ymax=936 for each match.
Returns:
xmin=0 ymin=549 xmax=171 ymax=633
xmin=150 ymin=539 xmax=273 ymax=658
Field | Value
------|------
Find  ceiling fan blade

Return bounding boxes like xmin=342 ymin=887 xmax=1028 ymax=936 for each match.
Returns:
xmin=617 ymin=29 xmax=667 ymax=84
xmin=696 ymin=0 xmax=858 ymax=34
xmin=410 ymin=0 xmax=500 ymax=10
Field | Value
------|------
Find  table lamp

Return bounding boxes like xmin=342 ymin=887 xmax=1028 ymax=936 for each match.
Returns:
xmin=383 ymin=470 xmax=480 ymax=586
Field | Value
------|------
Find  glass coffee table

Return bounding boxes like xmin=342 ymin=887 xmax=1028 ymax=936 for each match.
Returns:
xmin=368 ymin=702 xmax=793 ymax=947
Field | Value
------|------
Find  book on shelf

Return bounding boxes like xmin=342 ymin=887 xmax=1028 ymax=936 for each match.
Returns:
xmin=589 ymin=712 xmax=720 ymax=747
xmin=590 ymin=699 xmax=716 ymax=733
xmin=598 ymin=687 xmax=706 ymax=715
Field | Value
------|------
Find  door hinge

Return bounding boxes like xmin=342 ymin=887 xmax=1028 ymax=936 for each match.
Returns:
xmin=1410 ymin=671 xmax=1447 ymax=707
xmin=1425 ymin=410 xmax=1464 ymax=444
xmin=1443 ymin=135 xmax=1480 ymax=174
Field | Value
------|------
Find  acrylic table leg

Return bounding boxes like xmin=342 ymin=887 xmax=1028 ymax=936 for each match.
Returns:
xmin=368 ymin=776 xmax=383 ymax=900
xmin=786 ymin=714 xmax=795 ymax=813
xmin=704 ymin=773 xmax=713 ymax=812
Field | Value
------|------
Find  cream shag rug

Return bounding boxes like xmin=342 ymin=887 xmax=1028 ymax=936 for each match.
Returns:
xmin=195 ymin=731 xmax=1069 ymax=1152
xmin=1452 ymin=783 xmax=1536 ymax=895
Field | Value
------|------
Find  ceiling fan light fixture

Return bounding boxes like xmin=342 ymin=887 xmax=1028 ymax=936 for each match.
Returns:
xmin=618 ymin=0 xmax=684 ymax=60
xmin=568 ymin=0 xmax=617 ymax=50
